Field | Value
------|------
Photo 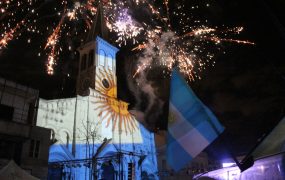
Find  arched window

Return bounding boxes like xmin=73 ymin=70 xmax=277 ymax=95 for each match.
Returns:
xmin=107 ymin=54 xmax=113 ymax=70
xmin=81 ymin=54 xmax=87 ymax=70
xmin=99 ymin=49 xmax=105 ymax=66
xmin=88 ymin=50 xmax=94 ymax=67
xmin=59 ymin=130 xmax=70 ymax=150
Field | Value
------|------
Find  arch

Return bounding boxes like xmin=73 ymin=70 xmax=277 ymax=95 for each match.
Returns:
xmin=99 ymin=49 xmax=106 ymax=66
xmin=96 ymin=146 xmax=123 ymax=171
xmin=101 ymin=162 xmax=115 ymax=180
xmin=96 ymin=145 xmax=117 ymax=158
xmin=58 ymin=129 xmax=72 ymax=150
xmin=61 ymin=132 xmax=69 ymax=147
xmin=45 ymin=125 xmax=58 ymax=139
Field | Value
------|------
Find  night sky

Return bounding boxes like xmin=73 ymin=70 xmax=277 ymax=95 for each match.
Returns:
xmin=196 ymin=0 xmax=285 ymax=158
xmin=1 ymin=0 xmax=285 ymax=160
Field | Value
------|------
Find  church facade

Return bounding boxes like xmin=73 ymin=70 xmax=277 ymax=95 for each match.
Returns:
xmin=36 ymin=36 xmax=158 ymax=179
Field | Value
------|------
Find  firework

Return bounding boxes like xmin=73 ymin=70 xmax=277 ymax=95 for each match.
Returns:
xmin=107 ymin=9 xmax=143 ymax=46
xmin=0 ymin=20 xmax=25 ymax=49
xmin=0 ymin=0 xmax=254 ymax=79
xmin=132 ymin=25 xmax=253 ymax=80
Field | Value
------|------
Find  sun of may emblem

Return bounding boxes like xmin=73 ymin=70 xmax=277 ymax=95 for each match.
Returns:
xmin=92 ymin=97 xmax=138 ymax=134
xmin=92 ymin=69 xmax=138 ymax=134
xmin=168 ymin=111 xmax=176 ymax=125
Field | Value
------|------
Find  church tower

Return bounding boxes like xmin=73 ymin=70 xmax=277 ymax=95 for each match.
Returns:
xmin=76 ymin=3 xmax=119 ymax=98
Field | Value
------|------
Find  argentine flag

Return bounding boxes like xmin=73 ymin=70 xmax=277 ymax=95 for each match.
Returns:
xmin=167 ymin=69 xmax=224 ymax=171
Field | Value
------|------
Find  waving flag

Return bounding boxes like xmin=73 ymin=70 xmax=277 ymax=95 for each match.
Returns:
xmin=167 ymin=69 xmax=224 ymax=171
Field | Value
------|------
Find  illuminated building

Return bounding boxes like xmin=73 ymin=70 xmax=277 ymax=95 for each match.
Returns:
xmin=36 ymin=6 xmax=158 ymax=179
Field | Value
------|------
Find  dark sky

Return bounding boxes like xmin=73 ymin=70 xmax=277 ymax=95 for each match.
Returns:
xmin=196 ymin=0 xmax=285 ymax=157
xmin=1 ymin=0 xmax=285 ymax=158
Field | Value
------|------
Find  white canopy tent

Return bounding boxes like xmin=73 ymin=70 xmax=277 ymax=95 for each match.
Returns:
xmin=0 ymin=160 xmax=39 ymax=180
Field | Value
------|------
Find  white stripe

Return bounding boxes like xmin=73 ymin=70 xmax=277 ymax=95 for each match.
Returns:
xmin=168 ymin=103 xmax=209 ymax=157
xmin=168 ymin=103 xmax=193 ymax=139
xmin=173 ymin=128 xmax=209 ymax=157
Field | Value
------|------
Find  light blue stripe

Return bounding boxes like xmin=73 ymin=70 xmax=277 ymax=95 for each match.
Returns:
xmin=167 ymin=68 xmax=224 ymax=171
xmin=195 ymin=121 xmax=218 ymax=142
xmin=170 ymin=69 xmax=224 ymax=133
xmin=167 ymin=132 xmax=193 ymax=171
xmin=203 ymin=105 xmax=224 ymax=133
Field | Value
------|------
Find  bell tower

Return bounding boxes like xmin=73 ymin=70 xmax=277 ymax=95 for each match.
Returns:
xmin=76 ymin=3 xmax=119 ymax=97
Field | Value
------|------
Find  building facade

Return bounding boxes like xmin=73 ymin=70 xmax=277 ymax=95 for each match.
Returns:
xmin=0 ymin=77 xmax=51 ymax=179
xmin=36 ymin=36 xmax=158 ymax=179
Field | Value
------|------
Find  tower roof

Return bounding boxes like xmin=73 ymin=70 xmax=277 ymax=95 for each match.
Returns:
xmin=85 ymin=2 xmax=109 ymax=43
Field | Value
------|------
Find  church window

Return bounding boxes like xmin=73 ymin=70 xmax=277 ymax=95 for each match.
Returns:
xmin=81 ymin=54 xmax=87 ymax=70
xmin=99 ymin=49 xmax=105 ymax=66
xmin=88 ymin=50 xmax=94 ymax=67
xmin=107 ymin=54 xmax=113 ymax=70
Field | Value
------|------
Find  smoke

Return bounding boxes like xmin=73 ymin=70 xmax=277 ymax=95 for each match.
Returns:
xmin=126 ymin=31 xmax=177 ymax=130
xmin=127 ymin=70 xmax=164 ymax=130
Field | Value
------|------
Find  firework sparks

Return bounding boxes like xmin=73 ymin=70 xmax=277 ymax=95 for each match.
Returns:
xmin=44 ymin=9 xmax=66 ymax=75
xmin=183 ymin=27 xmax=216 ymax=37
xmin=0 ymin=0 xmax=254 ymax=79
xmin=107 ymin=9 xmax=143 ymax=46
xmin=132 ymin=24 xmax=254 ymax=80
xmin=46 ymin=48 xmax=56 ymax=75
xmin=0 ymin=19 xmax=25 ymax=49
xmin=209 ymin=37 xmax=255 ymax=45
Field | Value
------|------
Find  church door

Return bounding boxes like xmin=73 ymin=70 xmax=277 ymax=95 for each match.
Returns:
xmin=101 ymin=162 xmax=115 ymax=180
